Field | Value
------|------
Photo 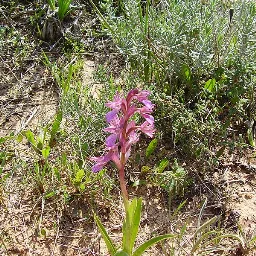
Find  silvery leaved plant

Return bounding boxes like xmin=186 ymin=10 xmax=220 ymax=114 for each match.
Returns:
xmin=91 ymin=89 xmax=175 ymax=256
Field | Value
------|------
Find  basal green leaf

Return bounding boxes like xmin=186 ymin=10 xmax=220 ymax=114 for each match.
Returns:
xmin=37 ymin=141 xmax=43 ymax=151
xmin=123 ymin=198 xmax=142 ymax=254
xmin=44 ymin=191 xmax=56 ymax=199
xmin=51 ymin=111 xmax=62 ymax=138
xmin=24 ymin=130 xmax=36 ymax=145
xmin=133 ymin=234 xmax=176 ymax=256
xmin=123 ymin=203 xmax=133 ymax=253
xmin=247 ymin=128 xmax=255 ymax=147
xmin=130 ymin=198 xmax=142 ymax=250
xmin=54 ymin=167 xmax=61 ymax=181
xmin=156 ymin=159 xmax=169 ymax=173
xmin=114 ymin=250 xmax=129 ymax=256
xmin=94 ymin=214 xmax=117 ymax=256
xmin=74 ymin=169 xmax=85 ymax=183
xmin=182 ymin=64 xmax=191 ymax=82
xmin=204 ymin=78 xmax=216 ymax=93
xmin=42 ymin=146 xmax=51 ymax=159
xmin=146 ymin=139 xmax=157 ymax=158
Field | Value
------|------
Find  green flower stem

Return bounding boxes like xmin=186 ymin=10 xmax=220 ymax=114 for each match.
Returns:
xmin=119 ymin=152 xmax=129 ymax=210
xmin=119 ymin=116 xmax=129 ymax=209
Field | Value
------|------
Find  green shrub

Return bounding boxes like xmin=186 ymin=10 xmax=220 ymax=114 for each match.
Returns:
xmin=95 ymin=0 xmax=256 ymax=159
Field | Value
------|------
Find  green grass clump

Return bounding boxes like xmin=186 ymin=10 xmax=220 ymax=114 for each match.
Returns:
xmin=47 ymin=0 xmax=73 ymax=20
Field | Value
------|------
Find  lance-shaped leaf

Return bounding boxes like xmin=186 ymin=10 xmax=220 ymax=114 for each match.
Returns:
xmin=133 ymin=234 xmax=176 ymax=256
xmin=122 ymin=198 xmax=142 ymax=254
xmin=114 ymin=250 xmax=129 ymax=256
xmin=94 ymin=214 xmax=117 ymax=256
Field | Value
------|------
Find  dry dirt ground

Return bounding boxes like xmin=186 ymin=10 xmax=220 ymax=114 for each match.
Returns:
xmin=0 ymin=3 xmax=256 ymax=256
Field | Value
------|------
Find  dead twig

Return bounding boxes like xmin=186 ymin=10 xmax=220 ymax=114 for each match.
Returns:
xmin=15 ymin=107 xmax=39 ymax=135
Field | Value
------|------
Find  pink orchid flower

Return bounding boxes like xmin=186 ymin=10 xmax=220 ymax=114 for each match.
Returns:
xmin=91 ymin=88 xmax=155 ymax=200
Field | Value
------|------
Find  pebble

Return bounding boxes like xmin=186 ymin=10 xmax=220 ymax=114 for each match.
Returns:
xmin=244 ymin=193 xmax=253 ymax=199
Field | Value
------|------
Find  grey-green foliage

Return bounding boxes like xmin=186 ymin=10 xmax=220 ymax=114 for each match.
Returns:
xmin=102 ymin=0 xmax=255 ymax=84
xmin=43 ymin=54 xmax=114 ymax=157
xmin=98 ymin=0 xmax=256 ymax=158
xmin=60 ymin=72 xmax=119 ymax=159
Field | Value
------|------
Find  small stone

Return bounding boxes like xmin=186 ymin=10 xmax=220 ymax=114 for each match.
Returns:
xmin=244 ymin=194 xmax=252 ymax=199
xmin=153 ymin=198 xmax=159 ymax=203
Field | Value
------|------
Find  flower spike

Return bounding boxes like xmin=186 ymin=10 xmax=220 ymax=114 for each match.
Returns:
xmin=91 ymin=88 xmax=155 ymax=200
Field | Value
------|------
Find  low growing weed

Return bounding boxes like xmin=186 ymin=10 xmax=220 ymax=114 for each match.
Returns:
xmin=0 ymin=136 xmax=14 ymax=185
xmin=22 ymin=111 xmax=62 ymax=160
xmin=160 ymin=201 xmax=256 ymax=256
xmin=18 ymin=111 xmax=63 ymax=193
xmin=138 ymin=139 xmax=190 ymax=203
